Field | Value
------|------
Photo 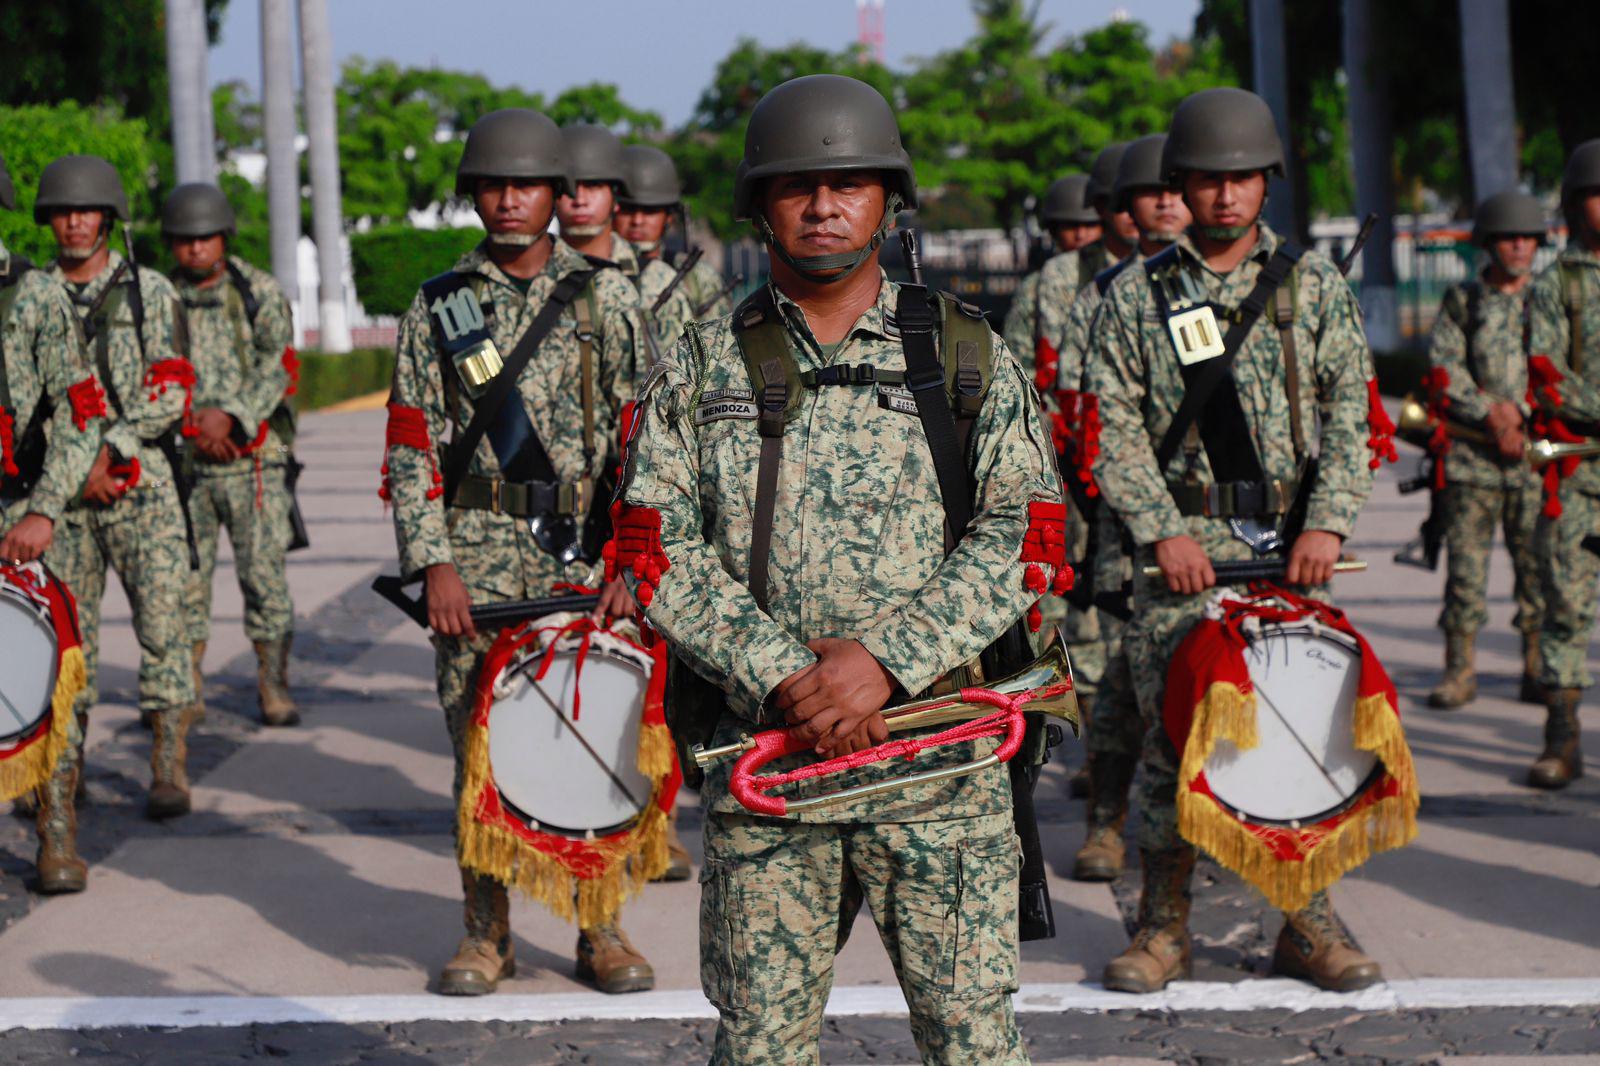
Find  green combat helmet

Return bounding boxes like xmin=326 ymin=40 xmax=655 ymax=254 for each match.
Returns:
xmin=1561 ymin=139 xmax=1600 ymax=204
xmin=33 ymin=154 xmax=129 ymax=224
xmin=1039 ymin=174 xmax=1096 ymax=226
xmin=734 ymin=73 xmax=916 ymax=283
xmin=618 ymin=145 xmax=681 ymax=209
xmin=1161 ymin=87 xmax=1284 ymax=182
xmin=161 ymin=183 xmax=237 ymax=238
xmin=455 ymin=109 xmax=572 ymax=197
xmin=563 ymin=124 xmax=631 ymax=197
xmin=1086 ymin=142 xmax=1131 ymax=211
xmin=0 ymin=152 xmax=14 ymax=212
xmin=1471 ymin=189 xmax=1547 ymax=245
xmin=1114 ymin=134 xmax=1170 ymax=211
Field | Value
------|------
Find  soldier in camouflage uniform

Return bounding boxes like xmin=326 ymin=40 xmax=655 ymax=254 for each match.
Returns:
xmin=1056 ymin=133 xmax=1190 ymax=882
xmin=0 ymin=153 xmax=108 ymax=891
xmin=1524 ymin=140 xmax=1600 ymax=790
xmin=1088 ymin=89 xmax=1383 ymax=993
xmin=1425 ymin=190 xmax=1548 ymax=710
xmin=1003 ymin=172 xmax=1098 ymax=382
xmin=620 ymin=74 xmax=1063 ymax=1065
xmin=161 ymin=184 xmax=300 ymax=727
xmin=557 ymin=125 xmax=693 ymax=368
xmin=383 ymin=109 xmax=653 ymax=995
xmin=615 ymin=143 xmax=733 ymax=341
xmin=34 ymin=156 xmax=198 ymax=882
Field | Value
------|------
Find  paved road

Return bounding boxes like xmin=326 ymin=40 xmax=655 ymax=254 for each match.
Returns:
xmin=0 ymin=404 xmax=1595 ymax=1064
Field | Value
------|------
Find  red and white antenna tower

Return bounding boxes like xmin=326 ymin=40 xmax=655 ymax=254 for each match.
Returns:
xmin=857 ymin=0 xmax=886 ymax=62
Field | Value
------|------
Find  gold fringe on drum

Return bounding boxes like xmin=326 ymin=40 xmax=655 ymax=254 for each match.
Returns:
xmin=1 ymin=564 xmax=89 ymax=803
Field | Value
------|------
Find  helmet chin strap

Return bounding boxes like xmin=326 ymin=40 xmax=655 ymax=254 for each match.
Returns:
xmin=487 ymin=228 xmax=549 ymax=248
xmin=756 ymin=193 xmax=903 ymax=285
xmin=1197 ymin=223 xmax=1254 ymax=241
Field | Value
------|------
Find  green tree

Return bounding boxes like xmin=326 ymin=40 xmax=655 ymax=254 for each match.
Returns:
xmin=0 ymin=101 xmax=154 ymax=264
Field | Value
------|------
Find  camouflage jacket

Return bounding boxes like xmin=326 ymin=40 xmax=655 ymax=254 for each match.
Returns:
xmin=385 ymin=239 xmax=641 ymax=594
xmin=676 ymin=253 xmax=732 ymax=322
xmin=50 ymin=251 xmax=191 ymax=521
xmin=1003 ymin=249 xmax=1083 ymax=384
xmin=621 ymin=272 xmax=1064 ymax=822
xmin=1087 ymin=224 xmax=1376 ymax=558
xmin=634 ymin=254 xmax=697 ymax=360
xmin=0 ymin=241 xmax=101 ymax=523
xmin=1428 ymin=276 xmax=1539 ymax=489
xmin=1528 ymin=246 xmax=1600 ymax=497
xmin=1057 ymin=255 xmax=1140 ymax=394
xmin=172 ymin=255 xmax=296 ymax=474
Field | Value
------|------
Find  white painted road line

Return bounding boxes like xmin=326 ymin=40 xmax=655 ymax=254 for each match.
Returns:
xmin=1 ymin=978 xmax=1598 ymax=1031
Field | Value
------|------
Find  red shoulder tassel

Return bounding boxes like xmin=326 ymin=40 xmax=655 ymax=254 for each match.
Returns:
xmin=282 ymin=347 xmax=300 ymax=397
xmin=380 ymin=403 xmax=443 ymax=501
xmin=67 ymin=377 xmax=108 ymax=431
xmin=1364 ymin=378 xmax=1399 ymax=470
xmin=604 ymin=503 xmax=670 ymax=607
xmin=1033 ymin=337 xmax=1059 ymax=395
xmin=145 ymin=358 xmax=199 ymax=437
xmin=0 ymin=407 xmax=16 ymax=478
xmin=1020 ymin=500 xmax=1073 ymax=631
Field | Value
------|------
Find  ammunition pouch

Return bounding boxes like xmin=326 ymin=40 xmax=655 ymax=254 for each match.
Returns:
xmin=1169 ymin=477 xmax=1297 ymax=518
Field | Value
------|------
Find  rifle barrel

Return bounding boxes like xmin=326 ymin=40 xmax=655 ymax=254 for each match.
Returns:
xmin=1139 ymin=559 xmax=1368 ymax=581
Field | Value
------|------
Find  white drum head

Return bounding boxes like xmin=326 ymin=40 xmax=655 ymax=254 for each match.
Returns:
xmin=0 ymin=586 xmax=58 ymax=746
xmin=1202 ymin=623 xmax=1380 ymax=825
xmin=487 ymin=641 xmax=653 ymax=836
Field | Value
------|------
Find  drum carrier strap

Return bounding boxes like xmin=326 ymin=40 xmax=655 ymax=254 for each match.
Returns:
xmin=1561 ymin=260 xmax=1586 ymax=375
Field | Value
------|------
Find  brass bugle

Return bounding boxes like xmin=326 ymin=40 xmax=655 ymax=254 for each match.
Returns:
xmin=691 ymin=634 xmax=1080 ymax=770
xmin=1529 ymin=437 xmax=1600 ymax=468
xmin=1399 ymin=393 xmax=1600 ymax=467
xmin=1139 ymin=558 xmax=1368 ymax=580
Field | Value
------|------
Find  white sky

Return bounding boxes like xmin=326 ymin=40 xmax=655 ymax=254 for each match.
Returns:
xmin=210 ymin=0 xmax=1202 ymax=127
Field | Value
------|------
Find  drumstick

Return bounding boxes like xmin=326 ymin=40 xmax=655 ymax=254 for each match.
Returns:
xmin=1139 ymin=559 xmax=1368 ymax=581
xmin=370 ymin=574 xmax=601 ymax=630
xmin=521 ymin=671 xmax=647 ymax=811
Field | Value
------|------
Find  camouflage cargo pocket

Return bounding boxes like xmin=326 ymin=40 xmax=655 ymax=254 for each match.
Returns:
xmin=950 ymin=832 xmax=1020 ymax=999
xmin=698 ymin=860 xmax=742 ymax=1012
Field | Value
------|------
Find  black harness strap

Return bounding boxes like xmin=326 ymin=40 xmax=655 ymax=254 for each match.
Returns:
xmin=898 ymin=283 xmax=974 ymax=544
xmin=732 ymin=288 xmax=788 ymax=612
xmin=1152 ymin=243 xmax=1306 ymax=472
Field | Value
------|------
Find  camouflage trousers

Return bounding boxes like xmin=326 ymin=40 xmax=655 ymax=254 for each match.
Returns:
xmin=701 ymin=810 xmax=1026 ymax=1066
xmin=40 ymin=481 xmax=195 ymax=819
xmin=1124 ymin=578 xmax=1334 ymax=923
xmin=1440 ymin=479 xmax=1544 ymax=637
xmin=186 ymin=463 xmax=295 ymax=644
xmin=1537 ymin=485 xmax=1600 ymax=690
xmin=1056 ymin=501 xmax=1106 ymax=687
xmin=434 ymin=629 xmax=510 ymax=934
xmin=1083 ymin=617 xmax=1143 ymax=828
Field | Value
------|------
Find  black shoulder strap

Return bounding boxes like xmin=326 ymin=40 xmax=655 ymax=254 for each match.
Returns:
xmin=224 ymin=259 xmax=262 ymax=325
xmin=1153 ymin=242 xmax=1305 ymax=471
xmin=731 ymin=287 xmax=788 ymax=611
xmin=1094 ymin=256 xmax=1131 ymax=297
xmin=438 ymin=267 xmax=596 ymax=505
xmin=898 ymin=283 xmax=974 ymax=544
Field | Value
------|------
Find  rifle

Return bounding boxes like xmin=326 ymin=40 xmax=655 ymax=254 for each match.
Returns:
xmin=902 ymin=227 xmax=1057 ymax=943
xmin=1339 ymin=213 xmax=1379 ymax=277
xmin=371 ymin=573 xmax=599 ymax=630
xmin=122 ymin=228 xmax=200 ymax=570
xmin=651 ymin=247 xmax=703 ymax=317
xmin=285 ymin=455 xmax=310 ymax=552
xmin=693 ymin=272 xmax=744 ymax=319
xmin=1393 ymin=459 xmax=1447 ymax=570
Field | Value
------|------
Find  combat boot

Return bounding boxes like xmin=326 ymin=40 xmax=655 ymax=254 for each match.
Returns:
xmin=1519 ymin=632 xmax=1544 ymax=705
xmin=1103 ymin=847 xmax=1195 ymax=993
xmin=1529 ymin=688 xmax=1583 ymax=790
xmin=1272 ymin=897 xmax=1382 ymax=992
xmin=1427 ymin=630 xmax=1476 ymax=709
xmin=439 ymin=872 xmax=514 ymax=996
xmin=146 ymin=705 xmax=193 ymax=820
xmin=190 ymin=641 xmax=208 ymax=723
xmin=576 ymin=923 xmax=655 ymax=994
xmin=254 ymin=637 xmax=300 ymax=727
xmin=35 ymin=767 xmax=86 ymax=894
xmin=1073 ymin=749 xmax=1135 ymax=882
xmin=651 ymin=812 xmax=692 ymax=883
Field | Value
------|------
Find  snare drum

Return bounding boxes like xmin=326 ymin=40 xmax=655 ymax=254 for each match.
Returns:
xmin=0 ymin=562 xmax=84 ymax=801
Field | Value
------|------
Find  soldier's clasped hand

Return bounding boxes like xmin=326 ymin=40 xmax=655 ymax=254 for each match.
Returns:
xmin=0 ymin=514 xmax=54 ymax=563
xmin=424 ymin=563 xmax=477 ymax=639
xmin=776 ymin=637 xmax=895 ymax=755
xmin=1286 ymin=529 xmax=1342 ymax=586
xmin=1154 ymin=534 xmax=1215 ymax=595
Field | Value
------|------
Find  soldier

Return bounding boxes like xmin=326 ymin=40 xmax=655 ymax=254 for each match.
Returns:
xmin=556 ymin=125 xmax=693 ymax=366
xmin=1002 ymin=173 xmax=1097 ymax=381
xmin=1083 ymin=140 xmax=1140 ymax=277
xmin=1425 ymin=190 xmax=1548 ymax=710
xmin=35 ymin=156 xmax=197 ymax=878
xmin=1525 ymin=139 xmax=1600 ymax=790
xmin=0 ymin=152 xmax=107 ymax=888
xmin=614 ymin=143 xmax=733 ymax=335
xmin=1057 ymin=133 xmax=1191 ymax=882
xmin=382 ymin=108 xmax=654 ymax=995
xmin=1088 ymin=88 xmax=1383 ymax=993
xmin=617 ymin=74 xmax=1063 ymax=1064
xmin=161 ymin=184 xmax=300 ymax=727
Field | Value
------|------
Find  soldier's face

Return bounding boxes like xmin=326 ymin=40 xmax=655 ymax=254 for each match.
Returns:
xmin=50 ymin=208 xmax=106 ymax=258
xmin=761 ymin=170 xmax=888 ymax=264
xmin=1577 ymin=191 xmax=1600 ymax=244
xmin=556 ymin=181 xmax=616 ymax=237
xmin=473 ymin=179 xmax=555 ymax=241
xmin=1488 ymin=235 xmax=1538 ymax=277
xmin=1130 ymin=187 xmax=1192 ymax=243
xmin=170 ymin=234 xmax=226 ymax=276
xmin=1182 ymin=170 xmax=1268 ymax=231
xmin=615 ymin=205 xmax=669 ymax=246
xmin=1050 ymin=222 xmax=1100 ymax=252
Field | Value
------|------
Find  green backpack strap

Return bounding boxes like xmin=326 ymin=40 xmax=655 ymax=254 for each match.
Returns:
xmin=729 ymin=287 xmax=798 ymax=611
xmin=1560 ymin=260 xmax=1585 ymax=374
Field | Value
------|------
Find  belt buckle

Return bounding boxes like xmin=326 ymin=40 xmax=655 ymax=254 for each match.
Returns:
xmin=489 ymin=477 xmax=503 ymax=515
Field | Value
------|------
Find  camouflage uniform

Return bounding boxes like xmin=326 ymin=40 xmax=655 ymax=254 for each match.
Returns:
xmin=679 ymin=254 xmax=734 ymax=322
xmin=1428 ymin=278 xmax=1544 ymax=641
xmin=0 ymin=239 xmax=101 ymax=536
xmin=1528 ymin=249 xmax=1600 ymax=693
xmin=623 ymin=272 xmax=1061 ymax=1064
xmin=43 ymin=251 xmax=196 ymax=805
xmin=1087 ymin=224 xmax=1375 ymax=916
xmin=172 ymin=256 xmax=297 ymax=647
xmin=605 ymin=234 xmax=693 ymax=368
xmin=385 ymin=238 xmax=640 ymax=939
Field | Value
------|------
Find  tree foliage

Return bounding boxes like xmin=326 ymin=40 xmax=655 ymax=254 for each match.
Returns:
xmin=348 ymin=225 xmax=483 ymax=316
